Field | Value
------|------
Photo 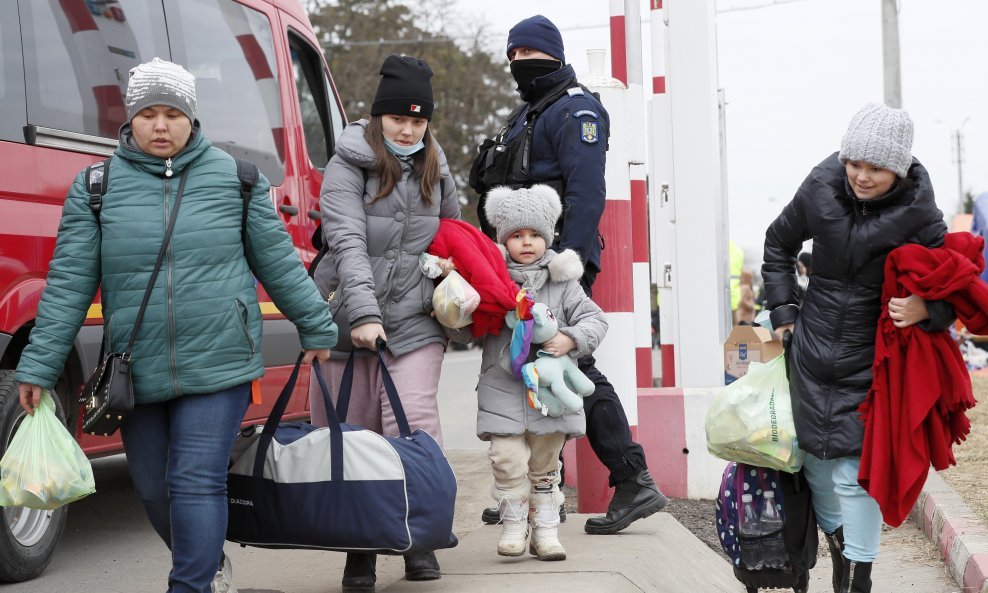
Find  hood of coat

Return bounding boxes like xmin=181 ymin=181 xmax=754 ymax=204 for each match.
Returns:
xmin=818 ymin=151 xmax=936 ymax=214
xmin=116 ymin=120 xmax=210 ymax=177
xmin=499 ymin=245 xmax=584 ymax=283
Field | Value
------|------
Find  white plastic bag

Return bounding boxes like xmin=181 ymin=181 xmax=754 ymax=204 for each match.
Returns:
xmin=0 ymin=390 xmax=95 ymax=509
xmin=432 ymin=271 xmax=481 ymax=329
xmin=705 ymin=354 xmax=804 ymax=472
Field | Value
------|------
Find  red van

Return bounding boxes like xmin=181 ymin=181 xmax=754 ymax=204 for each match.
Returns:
xmin=0 ymin=0 xmax=345 ymax=581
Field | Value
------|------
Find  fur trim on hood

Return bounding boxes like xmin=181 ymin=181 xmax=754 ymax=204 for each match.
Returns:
xmin=500 ymin=246 xmax=584 ymax=283
xmin=547 ymin=249 xmax=583 ymax=282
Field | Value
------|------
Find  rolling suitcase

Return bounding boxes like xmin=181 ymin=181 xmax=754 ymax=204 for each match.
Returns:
xmin=716 ymin=462 xmax=818 ymax=592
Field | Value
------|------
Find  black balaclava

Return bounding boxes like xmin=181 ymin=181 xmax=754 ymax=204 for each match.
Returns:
xmin=510 ymin=59 xmax=562 ymax=102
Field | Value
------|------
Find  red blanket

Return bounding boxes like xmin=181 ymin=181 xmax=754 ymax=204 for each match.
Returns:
xmin=428 ymin=219 xmax=518 ymax=338
xmin=859 ymin=232 xmax=988 ymax=527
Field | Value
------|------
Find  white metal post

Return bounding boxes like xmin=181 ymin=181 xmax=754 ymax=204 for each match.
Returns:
xmin=665 ymin=0 xmax=729 ymax=387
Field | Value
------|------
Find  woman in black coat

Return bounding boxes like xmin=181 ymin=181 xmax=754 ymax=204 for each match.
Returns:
xmin=761 ymin=103 xmax=952 ymax=593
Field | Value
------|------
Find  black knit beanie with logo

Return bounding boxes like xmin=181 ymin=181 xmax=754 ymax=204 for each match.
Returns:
xmin=371 ymin=55 xmax=435 ymax=121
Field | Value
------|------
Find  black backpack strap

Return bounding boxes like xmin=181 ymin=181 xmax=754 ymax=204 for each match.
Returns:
xmin=85 ymin=158 xmax=112 ymax=219
xmin=235 ymin=158 xmax=260 ymax=249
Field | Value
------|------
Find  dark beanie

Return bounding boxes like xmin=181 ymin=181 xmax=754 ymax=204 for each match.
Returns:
xmin=506 ymin=15 xmax=565 ymax=63
xmin=371 ymin=55 xmax=434 ymax=120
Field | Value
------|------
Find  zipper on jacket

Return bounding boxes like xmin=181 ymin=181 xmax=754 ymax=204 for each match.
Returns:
xmin=164 ymin=178 xmax=182 ymax=396
xmin=165 ymin=158 xmax=174 ymax=178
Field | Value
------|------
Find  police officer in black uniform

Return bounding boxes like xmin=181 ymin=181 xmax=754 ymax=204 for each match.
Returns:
xmin=470 ymin=14 xmax=667 ymax=535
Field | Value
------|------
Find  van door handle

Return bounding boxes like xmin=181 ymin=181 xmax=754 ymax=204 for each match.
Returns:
xmin=279 ymin=204 xmax=299 ymax=216
xmin=308 ymin=209 xmax=321 ymax=221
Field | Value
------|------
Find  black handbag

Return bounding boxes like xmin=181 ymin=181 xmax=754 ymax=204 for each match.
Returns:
xmin=79 ymin=165 xmax=191 ymax=436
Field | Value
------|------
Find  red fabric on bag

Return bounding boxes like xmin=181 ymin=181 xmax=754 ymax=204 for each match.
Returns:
xmin=859 ymin=232 xmax=988 ymax=527
xmin=428 ymin=219 xmax=518 ymax=338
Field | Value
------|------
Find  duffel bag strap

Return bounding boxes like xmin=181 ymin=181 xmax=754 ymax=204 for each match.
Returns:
xmin=335 ymin=342 xmax=413 ymax=438
xmin=252 ymin=353 xmax=343 ymax=480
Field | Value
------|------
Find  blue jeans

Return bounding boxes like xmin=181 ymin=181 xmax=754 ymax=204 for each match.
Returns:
xmin=120 ymin=384 xmax=250 ymax=593
xmin=801 ymin=454 xmax=882 ymax=562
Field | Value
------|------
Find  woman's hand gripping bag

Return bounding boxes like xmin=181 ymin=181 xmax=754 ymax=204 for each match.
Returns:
xmin=0 ymin=390 xmax=95 ymax=510
xmin=704 ymin=354 xmax=804 ymax=472
xmin=432 ymin=270 xmax=481 ymax=329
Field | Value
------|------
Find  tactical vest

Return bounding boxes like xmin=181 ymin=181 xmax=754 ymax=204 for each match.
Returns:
xmin=470 ymin=79 xmax=602 ymax=238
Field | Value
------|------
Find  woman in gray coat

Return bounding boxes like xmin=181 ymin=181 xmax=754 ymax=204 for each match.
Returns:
xmin=311 ymin=55 xmax=459 ymax=591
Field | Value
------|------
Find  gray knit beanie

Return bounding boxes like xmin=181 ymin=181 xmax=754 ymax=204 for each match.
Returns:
xmin=484 ymin=184 xmax=562 ymax=245
xmin=125 ymin=58 xmax=197 ymax=122
xmin=838 ymin=103 xmax=914 ymax=178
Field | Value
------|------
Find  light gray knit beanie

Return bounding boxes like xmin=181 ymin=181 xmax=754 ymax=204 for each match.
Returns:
xmin=125 ymin=58 xmax=197 ymax=122
xmin=838 ymin=103 xmax=914 ymax=178
xmin=484 ymin=184 xmax=562 ymax=245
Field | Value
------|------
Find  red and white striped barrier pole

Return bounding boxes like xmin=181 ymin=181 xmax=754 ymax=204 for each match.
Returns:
xmin=565 ymin=0 xmax=638 ymax=514
xmin=623 ymin=0 xmax=654 ymax=392
xmin=649 ymin=0 xmax=677 ymax=387
xmin=55 ymin=0 xmax=127 ymax=137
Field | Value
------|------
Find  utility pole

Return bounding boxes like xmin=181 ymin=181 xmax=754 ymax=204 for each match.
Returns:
xmin=881 ymin=0 xmax=902 ymax=108
xmin=953 ymin=128 xmax=965 ymax=205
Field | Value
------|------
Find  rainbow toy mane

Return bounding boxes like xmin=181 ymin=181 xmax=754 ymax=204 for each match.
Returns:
xmin=509 ymin=289 xmax=536 ymax=377
xmin=521 ymin=363 xmax=542 ymax=412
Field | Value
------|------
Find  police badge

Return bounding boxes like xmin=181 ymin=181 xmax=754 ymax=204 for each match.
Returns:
xmin=580 ymin=121 xmax=598 ymax=144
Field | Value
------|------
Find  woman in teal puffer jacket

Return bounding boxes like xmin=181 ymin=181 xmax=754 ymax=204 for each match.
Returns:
xmin=14 ymin=59 xmax=337 ymax=593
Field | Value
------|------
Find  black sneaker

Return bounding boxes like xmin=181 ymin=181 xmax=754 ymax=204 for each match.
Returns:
xmin=403 ymin=550 xmax=441 ymax=581
xmin=341 ymin=552 xmax=376 ymax=592
xmin=584 ymin=470 xmax=667 ymax=535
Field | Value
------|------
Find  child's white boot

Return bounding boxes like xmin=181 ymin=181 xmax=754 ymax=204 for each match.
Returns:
xmin=529 ymin=490 xmax=566 ymax=561
xmin=497 ymin=498 xmax=529 ymax=557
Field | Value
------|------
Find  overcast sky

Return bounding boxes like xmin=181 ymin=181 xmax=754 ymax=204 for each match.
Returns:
xmin=451 ymin=0 xmax=988 ymax=264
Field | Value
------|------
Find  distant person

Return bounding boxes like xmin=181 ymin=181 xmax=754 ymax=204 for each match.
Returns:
xmin=14 ymin=58 xmax=338 ymax=593
xmin=477 ymin=184 xmax=607 ymax=561
xmin=796 ymin=251 xmax=813 ymax=298
xmin=762 ymin=103 xmax=954 ymax=593
xmin=311 ymin=54 xmax=460 ymax=591
xmin=734 ymin=268 xmax=756 ymax=325
xmin=470 ymin=13 xmax=667 ymax=536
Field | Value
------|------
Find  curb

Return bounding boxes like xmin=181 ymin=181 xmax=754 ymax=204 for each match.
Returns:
xmin=912 ymin=469 xmax=988 ymax=592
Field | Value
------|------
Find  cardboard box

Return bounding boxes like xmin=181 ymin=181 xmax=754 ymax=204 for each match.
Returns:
xmin=724 ymin=325 xmax=784 ymax=382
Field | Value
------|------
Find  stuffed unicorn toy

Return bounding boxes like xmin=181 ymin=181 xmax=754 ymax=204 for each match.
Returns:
xmin=505 ymin=293 xmax=595 ymax=417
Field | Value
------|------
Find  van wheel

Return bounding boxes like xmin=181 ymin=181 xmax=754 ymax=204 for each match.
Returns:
xmin=0 ymin=371 xmax=69 ymax=582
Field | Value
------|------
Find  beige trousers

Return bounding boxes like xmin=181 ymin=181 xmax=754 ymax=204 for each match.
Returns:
xmin=488 ymin=433 xmax=566 ymax=502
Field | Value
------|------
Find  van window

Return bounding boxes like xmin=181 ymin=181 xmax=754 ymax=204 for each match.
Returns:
xmin=0 ymin=9 xmax=26 ymax=142
xmin=165 ymin=0 xmax=285 ymax=185
xmin=289 ymin=35 xmax=334 ymax=170
xmin=19 ymin=1 xmax=169 ymax=139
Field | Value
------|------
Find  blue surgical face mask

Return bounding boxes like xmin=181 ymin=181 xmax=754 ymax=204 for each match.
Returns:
xmin=383 ymin=134 xmax=425 ymax=157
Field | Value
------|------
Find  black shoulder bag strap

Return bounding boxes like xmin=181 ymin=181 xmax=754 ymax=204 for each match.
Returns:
xmin=121 ymin=166 xmax=192 ymax=359
xmin=235 ymin=158 xmax=259 ymax=253
xmin=86 ymin=158 xmax=113 ymax=219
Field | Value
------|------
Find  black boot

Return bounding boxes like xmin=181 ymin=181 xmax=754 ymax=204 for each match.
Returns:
xmin=483 ymin=503 xmax=567 ymax=525
xmin=341 ymin=552 xmax=376 ymax=592
xmin=403 ymin=550 xmax=441 ymax=581
xmin=839 ymin=555 xmax=873 ymax=593
xmin=584 ymin=470 xmax=668 ymax=535
xmin=824 ymin=527 xmax=845 ymax=593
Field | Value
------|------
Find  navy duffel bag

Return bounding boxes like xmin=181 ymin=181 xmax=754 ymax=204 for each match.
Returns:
xmin=226 ymin=350 xmax=458 ymax=554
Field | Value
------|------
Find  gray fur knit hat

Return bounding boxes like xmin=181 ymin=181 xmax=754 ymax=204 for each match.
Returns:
xmin=838 ymin=103 xmax=914 ymax=178
xmin=125 ymin=58 xmax=197 ymax=122
xmin=484 ymin=184 xmax=562 ymax=245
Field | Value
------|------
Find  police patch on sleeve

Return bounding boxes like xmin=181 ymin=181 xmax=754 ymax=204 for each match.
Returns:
xmin=580 ymin=120 xmax=599 ymax=144
xmin=573 ymin=109 xmax=600 ymax=119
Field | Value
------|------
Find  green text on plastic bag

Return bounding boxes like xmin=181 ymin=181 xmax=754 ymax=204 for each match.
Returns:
xmin=0 ymin=390 xmax=95 ymax=510
xmin=704 ymin=354 xmax=804 ymax=472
